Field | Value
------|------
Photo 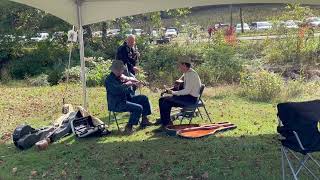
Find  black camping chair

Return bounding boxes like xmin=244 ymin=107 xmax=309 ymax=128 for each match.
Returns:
xmin=176 ymin=84 xmax=212 ymax=124
xmin=277 ymin=100 xmax=320 ymax=180
xmin=106 ymin=99 xmax=127 ymax=132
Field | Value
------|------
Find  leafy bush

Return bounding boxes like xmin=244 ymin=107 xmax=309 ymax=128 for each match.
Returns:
xmin=86 ymin=60 xmax=111 ymax=87
xmin=48 ymin=68 xmax=63 ymax=85
xmin=141 ymin=44 xmax=184 ymax=87
xmin=61 ymin=66 xmax=82 ymax=83
xmin=263 ymin=4 xmax=320 ymax=66
xmin=10 ymin=41 xmax=71 ymax=79
xmin=199 ymin=42 xmax=243 ymax=84
xmin=61 ymin=59 xmax=112 ymax=87
xmin=237 ymin=41 xmax=265 ymax=60
xmin=25 ymin=73 xmax=50 ymax=86
xmin=240 ymin=70 xmax=284 ymax=102
xmin=283 ymin=79 xmax=304 ymax=99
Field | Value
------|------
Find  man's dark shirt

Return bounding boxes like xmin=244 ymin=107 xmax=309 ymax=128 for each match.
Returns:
xmin=105 ymin=72 xmax=134 ymax=111
xmin=116 ymin=42 xmax=138 ymax=75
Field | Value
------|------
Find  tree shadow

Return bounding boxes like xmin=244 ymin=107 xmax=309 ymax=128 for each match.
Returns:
xmin=2 ymin=131 xmax=319 ymax=180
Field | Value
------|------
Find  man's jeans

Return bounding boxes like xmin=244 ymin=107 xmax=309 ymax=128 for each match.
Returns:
xmin=159 ymin=95 xmax=197 ymax=126
xmin=124 ymin=95 xmax=152 ymax=125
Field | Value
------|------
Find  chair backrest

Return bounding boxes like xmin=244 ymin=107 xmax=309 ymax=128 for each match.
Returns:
xmin=277 ymin=100 xmax=320 ymax=151
xmin=199 ymin=84 xmax=205 ymax=99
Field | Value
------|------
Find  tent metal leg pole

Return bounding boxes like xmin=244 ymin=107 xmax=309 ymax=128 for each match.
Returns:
xmin=76 ymin=0 xmax=87 ymax=109
xmin=281 ymin=147 xmax=286 ymax=180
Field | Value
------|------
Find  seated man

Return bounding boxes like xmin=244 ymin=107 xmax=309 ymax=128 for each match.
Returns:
xmin=105 ymin=60 xmax=152 ymax=134
xmin=158 ymin=56 xmax=202 ymax=127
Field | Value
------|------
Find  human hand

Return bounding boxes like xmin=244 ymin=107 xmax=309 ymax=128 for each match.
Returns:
xmin=166 ymin=89 xmax=173 ymax=94
xmin=133 ymin=66 xmax=140 ymax=73
xmin=136 ymin=52 xmax=140 ymax=58
xmin=124 ymin=81 xmax=134 ymax=86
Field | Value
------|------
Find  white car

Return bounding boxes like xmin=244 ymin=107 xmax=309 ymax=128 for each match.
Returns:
xmin=107 ymin=29 xmax=120 ymax=37
xmin=235 ymin=23 xmax=250 ymax=32
xmin=93 ymin=31 xmax=102 ymax=37
xmin=165 ymin=28 xmax=178 ymax=37
xmin=31 ymin=33 xmax=49 ymax=42
xmin=133 ymin=29 xmax=143 ymax=36
xmin=151 ymin=30 xmax=158 ymax=37
xmin=306 ymin=17 xmax=320 ymax=27
xmin=250 ymin=21 xmax=272 ymax=31
xmin=283 ymin=20 xmax=299 ymax=29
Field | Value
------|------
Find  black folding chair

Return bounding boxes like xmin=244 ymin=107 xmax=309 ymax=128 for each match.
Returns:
xmin=108 ymin=111 xmax=121 ymax=131
xmin=106 ymin=98 xmax=126 ymax=132
xmin=178 ymin=84 xmax=212 ymax=124
xmin=277 ymin=100 xmax=320 ymax=180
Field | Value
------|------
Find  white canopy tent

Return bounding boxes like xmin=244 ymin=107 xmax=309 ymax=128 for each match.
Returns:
xmin=9 ymin=0 xmax=320 ymax=109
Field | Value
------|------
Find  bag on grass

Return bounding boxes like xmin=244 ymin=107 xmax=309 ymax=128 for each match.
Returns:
xmin=13 ymin=125 xmax=55 ymax=150
xmin=71 ymin=116 xmax=105 ymax=138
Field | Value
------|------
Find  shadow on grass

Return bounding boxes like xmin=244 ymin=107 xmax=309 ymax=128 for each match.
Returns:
xmin=0 ymin=132 xmax=288 ymax=180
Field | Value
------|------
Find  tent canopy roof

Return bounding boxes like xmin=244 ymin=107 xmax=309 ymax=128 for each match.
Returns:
xmin=10 ymin=0 xmax=320 ymax=26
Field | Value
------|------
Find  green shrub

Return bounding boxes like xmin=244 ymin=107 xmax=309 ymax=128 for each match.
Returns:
xmin=10 ymin=41 xmax=71 ymax=79
xmin=283 ymin=79 xmax=304 ymax=99
xmin=237 ymin=41 xmax=265 ymax=60
xmin=48 ymin=68 xmax=63 ymax=85
xmin=141 ymin=44 xmax=184 ymax=87
xmin=25 ymin=73 xmax=50 ymax=86
xmin=61 ymin=59 xmax=112 ymax=87
xmin=200 ymin=42 xmax=243 ymax=84
xmin=240 ymin=70 xmax=284 ymax=102
xmin=86 ymin=60 xmax=111 ymax=87
xmin=61 ymin=66 xmax=82 ymax=83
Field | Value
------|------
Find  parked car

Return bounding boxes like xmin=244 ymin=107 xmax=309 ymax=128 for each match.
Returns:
xmin=133 ymin=29 xmax=143 ymax=36
xmin=250 ymin=21 xmax=272 ymax=31
xmin=151 ymin=30 xmax=158 ymax=37
xmin=107 ymin=29 xmax=120 ymax=37
xmin=214 ymin=23 xmax=230 ymax=30
xmin=305 ymin=17 xmax=320 ymax=27
xmin=282 ymin=20 xmax=299 ymax=29
xmin=93 ymin=31 xmax=102 ymax=37
xmin=165 ymin=28 xmax=178 ymax=38
xmin=31 ymin=33 xmax=49 ymax=42
xmin=235 ymin=23 xmax=250 ymax=32
xmin=51 ymin=31 xmax=67 ymax=42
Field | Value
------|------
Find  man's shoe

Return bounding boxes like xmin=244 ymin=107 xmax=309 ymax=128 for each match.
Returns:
xmin=167 ymin=120 xmax=173 ymax=126
xmin=153 ymin=119 xmax=162 ymax=126
xmin=140 ymin=117 xmax=153 ymax=128
xmin=123 ymin=124 xmax=134 ymax=135
xmin=153 ymin=126 xmax=166 ymax=133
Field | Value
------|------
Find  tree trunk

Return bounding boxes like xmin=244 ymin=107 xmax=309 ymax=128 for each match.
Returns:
xmin=101 ymin=22 xmax=107 ymax=43
xmin=240 ymin=8 xmax=244 ymax=33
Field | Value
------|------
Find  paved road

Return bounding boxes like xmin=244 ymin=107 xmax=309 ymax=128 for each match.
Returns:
xmin=237 ymin=33 xmax=320 ymax=40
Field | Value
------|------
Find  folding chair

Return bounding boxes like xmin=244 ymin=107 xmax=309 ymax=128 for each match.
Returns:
xmin=277 ymin=100 xmax=320 ymax=180
xmin=108 ymin=111 xmax=121 ymax=131
xmin=106 ymin=98 xmax=126 ymax=132
xmin=178 ymin=84 xmax=213 ymax=124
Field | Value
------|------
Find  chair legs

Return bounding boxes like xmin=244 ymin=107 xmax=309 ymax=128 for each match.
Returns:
xmin=281 ymin=146 xmax=320 ymax=180
xmin=179 ymin=106 xmax=212 ymax=125
xmin=202 ymin=104 xmax=212 ymax=123
xmin=108 ymin=111 xmax=121 ymax=132
xmin=197 ymin=107 xmax=204 ymax=120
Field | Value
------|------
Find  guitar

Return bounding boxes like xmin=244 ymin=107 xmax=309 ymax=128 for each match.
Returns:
xmin=161 ymin=79 xmax=184 ymax=96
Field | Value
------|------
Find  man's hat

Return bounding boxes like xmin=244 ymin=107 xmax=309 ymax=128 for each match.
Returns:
xmin=110 ymin=60 xmax=125 ymax=71
xmin=177 ymin=55 xmax=192 ymax=64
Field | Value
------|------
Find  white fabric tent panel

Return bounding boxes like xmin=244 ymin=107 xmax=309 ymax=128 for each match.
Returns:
xmin=10 ymin=0 xmax=320 ymax=26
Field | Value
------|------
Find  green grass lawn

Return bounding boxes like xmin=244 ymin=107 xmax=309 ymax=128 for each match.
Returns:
xmin=0 ymin=84 xmax=319 ymax=179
